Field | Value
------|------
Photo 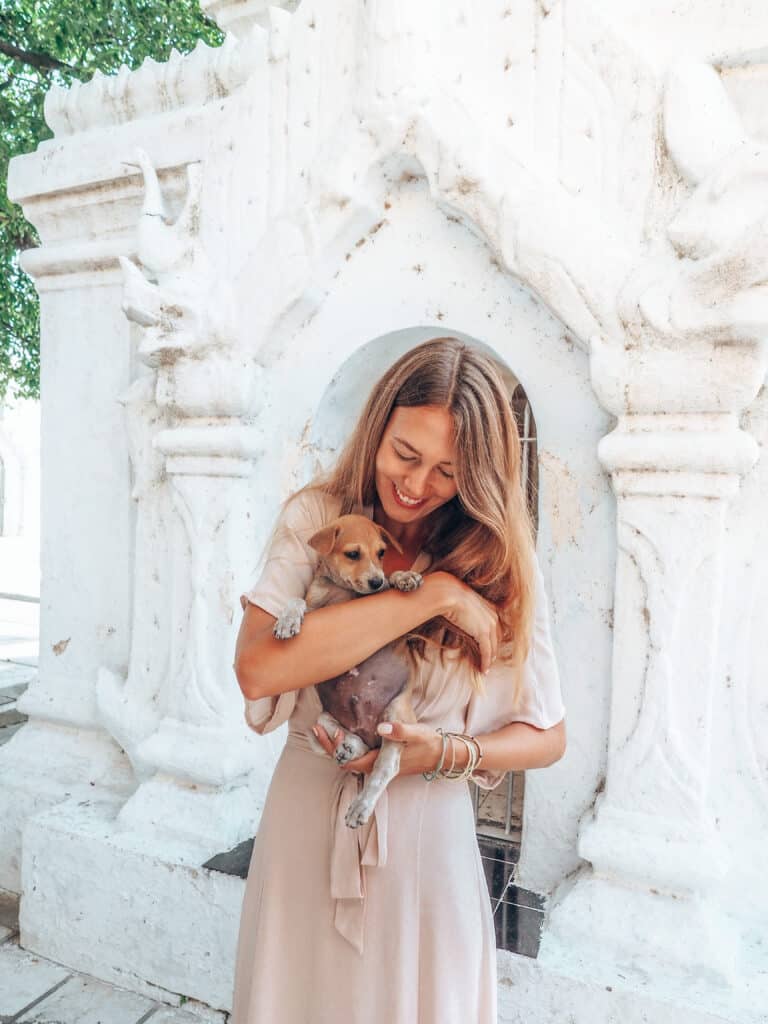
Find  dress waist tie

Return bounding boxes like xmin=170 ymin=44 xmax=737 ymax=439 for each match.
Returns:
xmin=329 ymin=770 xmax=388 ymax=956
xmin=286 ymin=731 xmax=389 ymax=956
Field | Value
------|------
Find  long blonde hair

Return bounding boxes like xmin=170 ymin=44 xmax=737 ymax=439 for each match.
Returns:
xmin=283 ymin=337 xmax=537 ymax=701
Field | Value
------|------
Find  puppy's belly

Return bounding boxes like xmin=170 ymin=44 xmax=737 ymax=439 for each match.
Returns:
xmin=316 ymin=642 xmax=410 ymax=750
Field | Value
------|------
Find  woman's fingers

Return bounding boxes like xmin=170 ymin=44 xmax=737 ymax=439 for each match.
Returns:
xmin=481 ymin=635 xmax=494 ymax=673
xmin=313 ymin=725 xmax=376 ymax=774
xmin=313 ymin=724 xmax=341 ymax=755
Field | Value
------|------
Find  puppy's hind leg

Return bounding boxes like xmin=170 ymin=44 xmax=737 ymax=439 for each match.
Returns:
xmin=344 ymin=739 xmax=403 ymax=829
xmin=307 ymin=712 xmax=370 ymax=764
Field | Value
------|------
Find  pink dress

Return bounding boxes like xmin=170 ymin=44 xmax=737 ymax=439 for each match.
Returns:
xmin=231 ymin=489 xmax=565 ymax=1024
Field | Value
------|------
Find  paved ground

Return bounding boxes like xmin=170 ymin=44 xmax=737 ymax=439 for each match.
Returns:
xmin=0 ymin=908 xmax=227 ymax=1023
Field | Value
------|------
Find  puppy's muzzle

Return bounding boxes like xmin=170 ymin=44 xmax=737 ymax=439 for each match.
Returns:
xmin=367 ymin=577 xmax=385 ymax=591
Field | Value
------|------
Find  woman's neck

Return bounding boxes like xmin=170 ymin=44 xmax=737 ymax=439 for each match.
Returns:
xmin=372 ymin=496 xmax=427 ymax=552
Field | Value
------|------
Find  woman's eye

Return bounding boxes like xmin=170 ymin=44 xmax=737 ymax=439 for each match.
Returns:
xmin=344 ymin=551 xmax=361 ymax=560
xmin=395 ymin=447 xmax=454 ymax=479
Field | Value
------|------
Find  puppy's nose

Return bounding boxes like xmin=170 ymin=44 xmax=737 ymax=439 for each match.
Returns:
xmin=367 ymin=577 xmax=384 ymax=591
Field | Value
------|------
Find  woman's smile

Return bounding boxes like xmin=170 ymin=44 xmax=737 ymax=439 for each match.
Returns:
xmin=373 ymin=405 xmax=459 ymax=546
xmin=391 ymin=480 xmax=428 ymax=509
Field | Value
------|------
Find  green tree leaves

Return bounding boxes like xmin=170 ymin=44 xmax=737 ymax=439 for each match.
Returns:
xmin=0 ymin=0 xmax=224 ymax=402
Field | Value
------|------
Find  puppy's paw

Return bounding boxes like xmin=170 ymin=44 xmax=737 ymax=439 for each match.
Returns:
xmin=345 ymin=792 xmax=375 ymax=829
xmin=335 ymin=734 xmax=369 ymax=766
xmin=272 ymin=598 xmax=307 ymax=639
xmin=313 ymin=713 xmax=369 ymax=765
xmin=389 ymin=570 xmax=423 ymax=592
xmin=273 ymin=616 xmax=302 ymax=639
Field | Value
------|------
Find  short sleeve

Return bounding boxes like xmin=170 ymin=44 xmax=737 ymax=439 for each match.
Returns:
xmin=239 ymin=488 xmax=336 ymax=735
xmin=463 ymin=553 xmax=566 ymax=790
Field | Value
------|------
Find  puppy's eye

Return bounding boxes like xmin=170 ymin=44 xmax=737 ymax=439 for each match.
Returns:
xmin=377 ymin=548 xmax=386 ymax=559
xmin=344 ymin=550 xmax=361 ymax=560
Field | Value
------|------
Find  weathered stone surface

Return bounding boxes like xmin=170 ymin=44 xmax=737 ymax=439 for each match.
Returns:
xmin=3 ymin=1 xmax=767 ymax=1020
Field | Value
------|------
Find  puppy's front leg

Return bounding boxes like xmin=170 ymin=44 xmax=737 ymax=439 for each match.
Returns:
xmin=344 ymin=739 xmax=403 ymax=828
xmin=388 ymin=570 xmax=422 ymax=592
xmin=272 ymin=597 xmax=307 ymax=639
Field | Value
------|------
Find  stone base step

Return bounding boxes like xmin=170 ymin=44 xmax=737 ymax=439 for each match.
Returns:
xmin=0 ymin=888 xmax=227 ymax=1023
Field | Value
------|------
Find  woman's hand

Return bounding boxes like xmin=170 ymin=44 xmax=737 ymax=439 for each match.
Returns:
xmin=312 ymin=722 xmax=442 ymax=776
xmin=423 ymin=571 xmax=502 ymax=673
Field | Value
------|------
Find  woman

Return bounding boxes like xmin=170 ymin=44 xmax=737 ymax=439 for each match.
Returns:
xmin=231 ymin=337 xmax=566 ymax=1023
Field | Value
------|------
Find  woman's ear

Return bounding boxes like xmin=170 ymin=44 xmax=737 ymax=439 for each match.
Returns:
xmin=378 ymin=526 xmax=403 ymax=554
xmin=308 ymin=524 xmax=341 ymax=556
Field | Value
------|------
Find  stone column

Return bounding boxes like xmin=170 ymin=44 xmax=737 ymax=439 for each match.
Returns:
xmin=0 ymin=177 xmax=144 ymax=892
xmin=543 ymin=404 xmax=761 ymax=983
xmin=96 ymin=152 xmax=267 ymax=846
xmin=540 ymin=63 xmax=768 ymax=989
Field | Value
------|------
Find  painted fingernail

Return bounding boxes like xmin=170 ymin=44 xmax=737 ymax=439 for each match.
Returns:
xmin=311 ymin=726 xmax=319 ymax=737
xmin=334 ymin=729 xmax=342 ymax=740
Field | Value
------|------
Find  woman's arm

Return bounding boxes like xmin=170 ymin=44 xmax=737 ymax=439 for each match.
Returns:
xmin=234 ymin=574 xmax=454 ymax=700
xmin=458 ymin=718 xmax=566 ymax=772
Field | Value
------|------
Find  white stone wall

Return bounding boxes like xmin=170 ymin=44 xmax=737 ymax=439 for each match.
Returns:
xmin=2 ymin=1 xmax=767 ymax=1019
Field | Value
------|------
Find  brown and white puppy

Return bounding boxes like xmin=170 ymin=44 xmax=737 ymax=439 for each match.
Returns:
xmin=272 ymin=513 xmax=423 ymax=828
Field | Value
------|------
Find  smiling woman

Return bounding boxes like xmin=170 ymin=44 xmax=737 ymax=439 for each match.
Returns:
xmin=231 ymin=336 xmax=565 ymax=1024
xmin=374 ymin=405 xmax=459 ymax=547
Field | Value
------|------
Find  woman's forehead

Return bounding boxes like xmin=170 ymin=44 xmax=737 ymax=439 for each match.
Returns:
xmin=385 ymin=406 xmax=456 ymax=455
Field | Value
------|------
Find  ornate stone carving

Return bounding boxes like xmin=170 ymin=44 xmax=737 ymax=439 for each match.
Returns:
xmin=99 ymin=150 xmax=265 ymax=840
xmin=543 ymin=61 xmax=768 ymax=987
xmin=43 ymin=32 xmax=267 ymax=137
xmin=201 ymin=0 xmax=299 ymax=38
xmin=96 ymin=371 xmax=171 ymax=781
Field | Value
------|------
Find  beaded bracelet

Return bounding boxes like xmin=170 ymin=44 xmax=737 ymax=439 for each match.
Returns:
xmin=422 ymin=728 xmax=485 ymax=783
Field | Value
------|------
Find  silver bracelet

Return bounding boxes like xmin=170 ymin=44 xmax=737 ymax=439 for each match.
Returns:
xmin=422 ymin=728 xmax=448 ymax=781
xmin=439 ymin=734 xmax=477 ymax=781
xmin=423 ymin=728 xmax=486 ymax=783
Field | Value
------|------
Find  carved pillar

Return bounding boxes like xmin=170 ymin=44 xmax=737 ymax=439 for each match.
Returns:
xmin=98 ymin=152 xmax=267 ymax=846
xmin=543 ymin=404 xmax=760 ymax=981
xmin=541 ymin=63 xmax=768 ymax=986
xmin=0 ymin=180 xmax=146 ymax=891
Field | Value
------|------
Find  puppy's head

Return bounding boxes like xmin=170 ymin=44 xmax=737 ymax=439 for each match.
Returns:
xmin=308 ymin=514 xmax=403 ymax=595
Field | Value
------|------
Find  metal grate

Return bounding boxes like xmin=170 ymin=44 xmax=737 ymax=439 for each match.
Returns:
xmin=470 ymin=384 xmax=538 ymax=861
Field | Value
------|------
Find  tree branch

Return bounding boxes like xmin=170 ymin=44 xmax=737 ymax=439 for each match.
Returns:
xmin=0 ymin=39 xmax=73 ymax=72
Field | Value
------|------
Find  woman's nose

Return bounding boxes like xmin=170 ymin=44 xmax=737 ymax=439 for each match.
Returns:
xmin=404 ymin=467 xmax=430 ymax=496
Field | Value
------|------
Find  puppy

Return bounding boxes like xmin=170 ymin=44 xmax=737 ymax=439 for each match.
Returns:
xmin=272 ymin=513 xmax=423 ymax=828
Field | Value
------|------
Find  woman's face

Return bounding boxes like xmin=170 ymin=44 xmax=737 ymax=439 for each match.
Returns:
xmin=374 ymin=405 xmax=459 ymax=527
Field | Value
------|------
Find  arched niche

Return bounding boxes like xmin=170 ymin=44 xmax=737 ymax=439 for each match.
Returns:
xmin=305 ymin=327 xmax=542 ymax=895
xmin=247 ymin=182 xmax=616 ymax=894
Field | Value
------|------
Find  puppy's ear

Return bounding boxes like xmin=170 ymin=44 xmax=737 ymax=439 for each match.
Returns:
xmin=378 ymin=525 xmax=403 ymax=554
xmin=308 ymin=524 xmax=341 ymax=556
